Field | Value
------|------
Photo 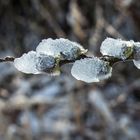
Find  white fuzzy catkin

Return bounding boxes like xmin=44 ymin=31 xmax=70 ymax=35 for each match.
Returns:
xmin=100 ymin=38 xmax=134 ymax=60
xmin=71 ymin=57 xmax=112 ymax=83
xmin=14 ymin=52 xmax=59 ymax=75
xmin=12 ymin=37 xmax=140 ymax=82
xmin=13 ymin=38 xmax=87 ymax=74
xmin=36 ymin=38 xmax=87 ymax=60
xmin=14 ymin=51 xmax=41 ymax=74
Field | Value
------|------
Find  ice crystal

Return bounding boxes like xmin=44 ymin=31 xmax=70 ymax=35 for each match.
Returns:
xmin=71 ymin=57 xmax=112 ymax=83
xmin=36 ymin=38 xmax=87 ymax=60
xmin=100 ymin=38 xmax=134 ymax=60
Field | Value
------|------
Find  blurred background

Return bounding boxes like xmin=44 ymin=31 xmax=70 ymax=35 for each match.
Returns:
xmin=0 ymin=0 xmax=140 ymax=140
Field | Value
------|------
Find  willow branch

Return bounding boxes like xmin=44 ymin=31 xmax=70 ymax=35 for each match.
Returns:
xmin=59 ymin=54 xmax=132 ymax=67
xmin=0 ymin=54 xmax=133 ymax=67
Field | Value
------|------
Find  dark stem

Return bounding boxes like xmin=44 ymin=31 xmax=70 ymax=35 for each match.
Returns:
xmin=59 ymin=54 xmax=88 ymax=66
xmin=59 ymin=54 xmax=128 ymax=67
xmin=0 ymin=56 xmax=15 ymax=62
xmin=0 ymin=54 xmax=133 ymax=67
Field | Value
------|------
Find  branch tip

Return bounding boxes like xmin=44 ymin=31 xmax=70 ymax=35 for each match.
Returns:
xmin=0 ymin=56 xmax=15 ymax=63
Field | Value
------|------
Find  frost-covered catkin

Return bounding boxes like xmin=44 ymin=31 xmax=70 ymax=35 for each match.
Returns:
xmin=12 ymin=37 xmax=140 ymax=82
xmin=13 ymin=38 xmax=87 ymax=75
xmin=71 ymin=57 xmax=112 ymax=83
xmin=133 ymin=42 xmax=140 ymax=69
xmin=36 ymin=38 xmax=87 ymax=60
xmin=100 ymin=38 xmax=134 ymax=60
xmin=14 ymin=52 xmax=60 ymax=75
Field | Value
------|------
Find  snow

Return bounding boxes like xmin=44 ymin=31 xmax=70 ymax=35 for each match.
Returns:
xmin=100 ymin=37 xmax=134 ymax=60
xmin=71 ymin=57 xmax=112 ymax=83
xmin=36 ymin=38 xmax=87 ymax=60
xmin=14 ymin=51 xmax=41 ymax=74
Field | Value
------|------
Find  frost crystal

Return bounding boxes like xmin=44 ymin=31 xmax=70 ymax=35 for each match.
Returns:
xmin=14 ymin=51 xmax=41 ymax=74
xmin=133 ymin=42 xmax=140 ymax=69
xmin=100 ymin=38 xmax=134 ymax=60
xmin=36 ymin=38 xmax=87 ymax=60
xmin=71 ymin=57 xmax=112 ymax=83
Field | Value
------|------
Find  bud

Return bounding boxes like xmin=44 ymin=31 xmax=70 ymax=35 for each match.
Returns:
xmin=60 ymin=47 xmax=81 ymax=60
xmin=100 ymin=38 xmax=134 ymax=60
xmin=13 ymin=51 xmax=60 ymax=75
xmin=71 ymin=57 xmax=112 ymax=83
xmin=36 ymin=38 xmax=87 ymax=60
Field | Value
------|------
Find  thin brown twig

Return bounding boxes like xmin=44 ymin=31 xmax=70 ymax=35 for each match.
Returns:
xmin=0 ymin=56 xmax=15 ymax=62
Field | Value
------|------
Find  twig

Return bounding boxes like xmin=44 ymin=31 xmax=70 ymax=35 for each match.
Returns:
xmin=0 ymin=54 xmax=132 ymax=68
xmin=0 ymin=56 xmax=15 ymax=62
xmin=59 ymin=54 xmax=131 ymax=67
